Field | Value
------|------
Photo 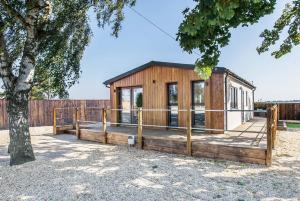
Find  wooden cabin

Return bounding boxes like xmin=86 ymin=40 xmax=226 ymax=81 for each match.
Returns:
xmin=103 ymin=61 xmax=256 ymax=132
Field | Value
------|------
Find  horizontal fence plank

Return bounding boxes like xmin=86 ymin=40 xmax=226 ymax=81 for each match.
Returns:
xmin=143 ymin=144 xmax=187 ymax=155
xmin=0 ymin=99 xmax=110 ymax=129
xmin=192 ymin=142 xmax=266 ymax=160
xmin=80 ymin=129 xmax=106 ymax=143
xmin=192 ymin=150 xmax=266 ymax=165
xmin=144 ymin=137 xmax=186 ymax=149
xmin=107 ymin=132 xmax=129 ymax=145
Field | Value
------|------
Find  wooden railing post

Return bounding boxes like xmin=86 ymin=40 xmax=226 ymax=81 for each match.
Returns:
xmin=137 ymin=108 xmax=143 ymax=149
xmin=186 ymin=107 xmax=192 ymax=156
xmin=102 ymin=108 xmax=107 ymax=144
xmin=272 ymin=105 xmax=278 ymax=148
xmin=76 ymin=108 xmax=80 ymax=139
xmin=266 ymin=106 xmax=273 ymax=166
xmin=61 ymin=111 xmax=64 ymax=130
xmin=53 ymin=108 xmax=57 ymax=135
xmin=73 ymin=107 xmax=77 ymax=129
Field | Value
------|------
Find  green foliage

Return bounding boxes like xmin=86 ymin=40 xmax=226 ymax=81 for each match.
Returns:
xmin=0 ymin=0 xmax=135 ymax=97
xmin=136 ymin=92 xmax=143 ymax=107
xmin=29 ymin=86 xmax=47 ymax=100
xmin=257 ymin=1 xmax=300 ymax=58
xmin=177 ymin=0 xmax=276 ymax=79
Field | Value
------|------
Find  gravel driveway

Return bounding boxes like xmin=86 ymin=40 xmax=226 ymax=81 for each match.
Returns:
xmin=0 ymin=127 xmax=299 ymax=201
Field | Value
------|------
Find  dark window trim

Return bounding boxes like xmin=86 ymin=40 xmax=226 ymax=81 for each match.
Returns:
xmin=167 ymin=82 xmax=178 ymax=127
xmin=191 ymin=80 xmax=205 ymax=107
xmin=167 ymin=82 xmax=178 ymax=106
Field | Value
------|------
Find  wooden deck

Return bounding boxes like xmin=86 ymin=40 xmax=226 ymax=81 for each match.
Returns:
xmin=76 ymin=117 xmax=267 ymax=148
xmin=56 ymin=117 xmax=269 ymax=165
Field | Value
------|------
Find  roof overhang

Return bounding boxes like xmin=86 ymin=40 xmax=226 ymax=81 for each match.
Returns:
xmin=103 ymin=61 xmax=256 ymax=89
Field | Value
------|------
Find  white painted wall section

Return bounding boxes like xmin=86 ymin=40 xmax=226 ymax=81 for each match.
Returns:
xmin=226 ymin=76 xmax=254 ymax=130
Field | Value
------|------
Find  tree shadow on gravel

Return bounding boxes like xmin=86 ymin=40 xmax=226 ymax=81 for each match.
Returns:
xmin=0 ymin=132 xmax=299 ymax=201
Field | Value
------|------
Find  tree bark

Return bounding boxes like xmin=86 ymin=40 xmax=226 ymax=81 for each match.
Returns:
xmin=1 ymin=0 xmax=51 ymax=166
xmin=7 ymin=91 xmax=35 ymax=166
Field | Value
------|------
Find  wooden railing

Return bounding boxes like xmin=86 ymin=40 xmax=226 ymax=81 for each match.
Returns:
xmin=54 ymin=107 xmax=278 ymax=165
xmin=55 ymin=107 xmax=194 ymax=155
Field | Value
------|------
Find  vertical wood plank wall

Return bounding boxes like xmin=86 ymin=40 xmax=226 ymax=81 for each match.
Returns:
xmin=110 ymin=65 xmax=225 ymax=130
xmin=0 ymin=100 xmax=110 ymax=129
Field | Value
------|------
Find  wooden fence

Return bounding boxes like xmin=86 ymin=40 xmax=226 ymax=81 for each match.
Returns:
xmin=255 ymin=102 xmax=300 ymax=120
xmin=0 ymin=99 xmax=110 ymax=129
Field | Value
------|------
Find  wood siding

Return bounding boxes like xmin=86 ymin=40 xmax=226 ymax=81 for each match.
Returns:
xmin=109 ymin=65 xmax=225 ymax=130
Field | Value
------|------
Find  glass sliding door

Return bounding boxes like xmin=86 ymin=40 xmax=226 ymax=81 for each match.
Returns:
xmin=118 ymin=87 xmax=143 ymax=124
xmin=132 ymin=87 xmax=143 ymax=124
xmin=192 ymin=81 xmax=205 ymax=127
xmin=119 ymin=88 xmax=131 ymax=123
xmin=167 ymin=83 xmax=178 ymax=127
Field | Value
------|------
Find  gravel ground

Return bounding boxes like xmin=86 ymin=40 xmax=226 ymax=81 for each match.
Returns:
xmin=0 ymin=127 xmax=299 ymax=201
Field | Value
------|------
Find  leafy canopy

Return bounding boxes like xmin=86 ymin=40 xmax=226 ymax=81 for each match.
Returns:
xmin=177 ymin=0 xmax=276 ymax=79
xmin=257 ymin=0 xmax=300 ymax=58
xmin=0 ymin=0 xmax=135 ymax=98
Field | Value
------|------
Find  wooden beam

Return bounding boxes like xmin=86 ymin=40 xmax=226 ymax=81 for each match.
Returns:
xmin=266 ymin=106 xmax=273 ymax=166
xmin=80 ymin=129 xmax=106 ymax=142
xmin=137 ymin=108 xmax=143 ymax=149
xmin=272 ymin=105 xmax=277 ymax=149
xmin=102 ymin=108 xmax=107 ymax=144
xmin=73 ymin=108 xmax=76 ymax=129
xmin=53 ymin=108 xmax=57 ymax=134
xmin=186 ymin=107 xmax=192 ymax=156
xmin=76 ymin=108 xmax=80 ymax=139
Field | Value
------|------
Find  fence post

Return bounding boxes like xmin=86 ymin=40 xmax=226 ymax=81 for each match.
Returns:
xmin=102 ymin=108 xmax=107 ymax=144
xmin=76 ymin=108 xmax=80 ymax=139
xmin=272 ymin=105 xmax=278 ymax=148
xmin=73 ymin=108 xmax=77 ymax=129
xmin=186 ymin=107 xmax=192 ymax=156
xmin=266 ymin=106 xmax=273 ymax=166
xmin=137 ymin=107 xmax=143 ymax=149
xmin=53 ymin=108 xmax=57 ymax=135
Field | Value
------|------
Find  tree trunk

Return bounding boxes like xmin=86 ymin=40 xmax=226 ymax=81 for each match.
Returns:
xmin=7 ymin=91 xmax=35 ymax=166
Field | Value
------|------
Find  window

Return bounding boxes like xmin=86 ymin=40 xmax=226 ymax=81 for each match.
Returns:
xmin=246 ymin=91 xmax=248 ymax=107
xmin=230 ymin=87 xmax=238 ymax=109
xmin=167 ymin=83 xmax=178 ymax=127
xmin=119 ymin=88 xmax=131 ymax=123
xmin=168 ymin=83 xmax=178 ymax=105
xmin=192 ymin=81 xmax=205 ymax=127
xmin=118 ymin=87 xmax=143 ymax=124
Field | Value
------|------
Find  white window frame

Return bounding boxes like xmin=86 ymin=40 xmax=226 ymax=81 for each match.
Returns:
xmin=230 ymin=87 xmax=238 ymax=109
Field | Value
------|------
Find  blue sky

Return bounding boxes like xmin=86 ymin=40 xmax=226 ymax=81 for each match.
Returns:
xmin=68 ymin=0 xmax=300 ymax=101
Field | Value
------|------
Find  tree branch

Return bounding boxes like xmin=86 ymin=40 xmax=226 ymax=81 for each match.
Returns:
xmin=15 ymin=0 xmax=51 ymax=91
xmin=0 ymin=0 xmax=27 ymax=27
xmin=0 ymin=29 xmax=15 ymax=88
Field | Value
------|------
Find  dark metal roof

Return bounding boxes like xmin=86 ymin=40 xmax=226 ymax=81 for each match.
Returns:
xmin=103 ymin=61 xmax=255 ymax=89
